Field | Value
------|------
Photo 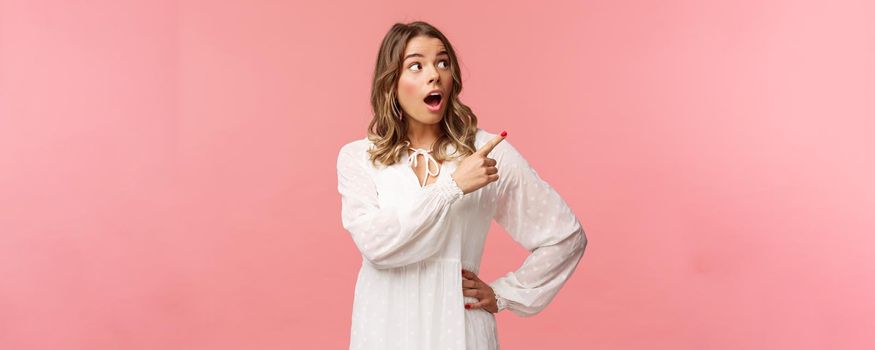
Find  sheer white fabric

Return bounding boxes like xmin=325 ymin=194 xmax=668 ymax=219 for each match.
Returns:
xmin=336 ymin=128 xmax=588 ymax=349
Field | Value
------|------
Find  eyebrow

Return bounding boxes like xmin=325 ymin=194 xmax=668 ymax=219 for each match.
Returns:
xmin=403 ymin=50 xmax=449 ymax=61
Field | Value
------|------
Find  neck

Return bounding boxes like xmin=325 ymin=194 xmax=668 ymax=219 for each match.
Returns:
xmin=406 ymin=119 xmax=442 ymax=150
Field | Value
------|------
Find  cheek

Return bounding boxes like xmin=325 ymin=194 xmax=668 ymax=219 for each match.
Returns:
xmin=397 ymin=76 xmax=419 ymax=104
xmin=399 ymin=76 xmax=417 ymax=94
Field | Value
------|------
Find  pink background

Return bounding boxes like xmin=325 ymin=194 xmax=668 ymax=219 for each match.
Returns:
xmin=1 ymin=0 xmax=873 ymax=349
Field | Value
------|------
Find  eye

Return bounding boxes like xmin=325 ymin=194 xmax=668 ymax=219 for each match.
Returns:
xmin=437 ymin=60 xmax=450 ymax=69
xmin=409 ymin=62 xmax=422 ymax=72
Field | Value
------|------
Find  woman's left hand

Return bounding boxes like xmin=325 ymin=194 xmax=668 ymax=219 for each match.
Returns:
xmin=461 ymin=269 xmax=498 ymax=313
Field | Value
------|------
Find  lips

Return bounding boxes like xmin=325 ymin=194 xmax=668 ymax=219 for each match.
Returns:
xmin=423 ymin=90 xmax=443 ymax=112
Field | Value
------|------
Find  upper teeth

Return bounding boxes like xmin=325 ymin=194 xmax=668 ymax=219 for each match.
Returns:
xmin=429 ymin=92 xmax=441 ymax=96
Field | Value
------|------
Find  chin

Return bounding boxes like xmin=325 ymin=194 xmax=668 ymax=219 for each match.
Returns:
xmin=412 ymin=112 xmax=444 ymax=124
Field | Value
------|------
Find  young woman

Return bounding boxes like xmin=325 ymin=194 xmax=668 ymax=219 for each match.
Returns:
xmin=336 ymin=21 xmax=588 ymax=350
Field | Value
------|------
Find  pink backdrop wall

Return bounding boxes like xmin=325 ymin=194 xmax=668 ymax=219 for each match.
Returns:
xmin=1 ymin=0 xmax=873 ymax=349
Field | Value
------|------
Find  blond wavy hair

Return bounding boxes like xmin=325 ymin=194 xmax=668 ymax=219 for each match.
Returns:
xmin=367 ymin=21 xmax=479 ymax=167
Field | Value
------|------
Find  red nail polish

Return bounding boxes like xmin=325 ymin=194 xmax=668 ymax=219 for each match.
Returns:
xmin=500 ymin=131 xmax=507 ymax=137
xmin=464 ymin=304 xmax=471 ymax=309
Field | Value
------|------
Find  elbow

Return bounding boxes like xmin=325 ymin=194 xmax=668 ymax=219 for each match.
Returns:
xmin=570 ymin=222 xmax=587 ymax=255
xmin=360 ymin=248 xmax=398 ymax=270
xmin=359 ymin=243 xmax=442 ymax=270
xmin=346 ymin=231 xmax=398 ymax=270
xmin=360 ymin=256 xmax=419 ymax=271
xmin=577 ymin=227 xmax=588 ymax=252
xmin=343 ymin=225 xmax=405 ymax=270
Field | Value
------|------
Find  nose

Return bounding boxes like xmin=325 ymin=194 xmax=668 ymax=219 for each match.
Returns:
xmin=427 ymin=65 xmax=440 ymax=85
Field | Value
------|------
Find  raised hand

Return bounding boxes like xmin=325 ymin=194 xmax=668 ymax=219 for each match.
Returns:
xmin=451 ymin=131 xmax=507 ymax=194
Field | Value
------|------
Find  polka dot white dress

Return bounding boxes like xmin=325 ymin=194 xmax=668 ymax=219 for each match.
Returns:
xmin=336 ymin=128 xmax=588 ymax=350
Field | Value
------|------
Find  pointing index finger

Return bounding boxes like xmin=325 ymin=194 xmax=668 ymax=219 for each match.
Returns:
xmin=475 ymin=130 xmax=507 ymax=156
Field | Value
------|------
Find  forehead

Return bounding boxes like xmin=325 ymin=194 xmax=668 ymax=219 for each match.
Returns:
xmin=403 ymin=36 xmax=447 ymax=57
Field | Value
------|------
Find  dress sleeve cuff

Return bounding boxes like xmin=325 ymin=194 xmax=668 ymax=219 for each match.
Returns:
xmin=495 ymin=292 xmax=509 ymax=312
xmin=432 ymin=173 xmax=465 ymax=203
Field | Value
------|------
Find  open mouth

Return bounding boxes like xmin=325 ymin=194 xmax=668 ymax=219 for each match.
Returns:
xmin=423 ymin=92 xmax=443 ymax=111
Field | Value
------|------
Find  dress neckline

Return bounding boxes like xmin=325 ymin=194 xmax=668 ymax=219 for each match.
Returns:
xmin=404 ymin=141 xmax=442 ymax=188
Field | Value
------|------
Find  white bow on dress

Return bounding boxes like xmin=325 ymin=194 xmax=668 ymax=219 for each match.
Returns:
xmin=405 ymin=141 xmax=440 ymax=188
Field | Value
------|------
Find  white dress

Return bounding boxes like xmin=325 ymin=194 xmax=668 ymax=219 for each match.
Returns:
xmin=336 ymin=128 xmax=588 ymax=350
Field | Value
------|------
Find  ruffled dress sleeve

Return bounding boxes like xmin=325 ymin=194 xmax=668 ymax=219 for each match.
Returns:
xmin=487 ymin=140 xmax=588 ymax=316
xmin=336 ymin=141 xmax=465 ymax=269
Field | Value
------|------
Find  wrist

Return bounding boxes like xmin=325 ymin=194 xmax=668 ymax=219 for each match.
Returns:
xmin=447 ymin=173 xmax=466 ymax=196
xmin=495 ymin=292 xmax=509 ymax=312
xmin=435 ymin=172 xmax=465 ymax=202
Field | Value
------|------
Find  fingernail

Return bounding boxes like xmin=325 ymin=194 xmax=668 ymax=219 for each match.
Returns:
xmin=464 ymin=304 xmax=471 ymax=309
xmin=500 ymin=131 xmax=507 ymax=137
